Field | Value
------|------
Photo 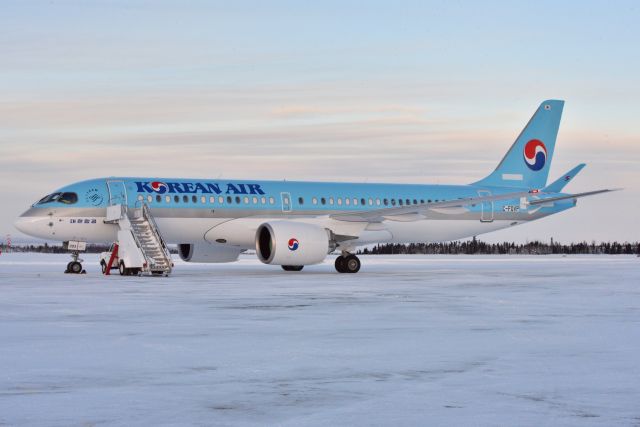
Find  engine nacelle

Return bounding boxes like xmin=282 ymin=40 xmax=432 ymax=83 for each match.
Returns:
xmin=178 ymin=243 xmax=242 ymax=263
xmin=256 ymin=221 xmax=331 ymax=265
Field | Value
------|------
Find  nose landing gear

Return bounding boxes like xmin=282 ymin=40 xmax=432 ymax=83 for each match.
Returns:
xmin=64 ymin=241 xmax=87 ymax=274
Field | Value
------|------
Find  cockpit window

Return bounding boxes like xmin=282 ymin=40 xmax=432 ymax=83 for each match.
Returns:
xmin=37 ymin=193 xmax=62 ymax=204
xmin=58 ymin=192 xmax=78 ymax=204
xmin=37 ymin=192 xmax=77 ymax=205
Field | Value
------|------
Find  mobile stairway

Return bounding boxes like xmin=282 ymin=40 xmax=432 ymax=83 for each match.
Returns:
xmin=104 ymin=203 xmax=173 ymax=276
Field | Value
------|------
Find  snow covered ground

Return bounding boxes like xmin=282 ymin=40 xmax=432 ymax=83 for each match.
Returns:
xmin=0 ymin=253 xmax=639 ymax=426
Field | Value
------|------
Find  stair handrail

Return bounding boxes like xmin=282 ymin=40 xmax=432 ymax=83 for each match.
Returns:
xmin=140 ymin=203 xmax=172 ymax=270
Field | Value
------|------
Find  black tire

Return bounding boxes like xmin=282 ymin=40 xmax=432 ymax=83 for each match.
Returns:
xmin=119 ymin=261 xmax=126 ymax=276
xmin=69 ymin=261 xmax=83 ymax=274
xmin=65 ymin=261 xmax=73 ymax=273
xmin=344 ymin=255 xmax=361 ymax=273
xmin=335 ymin=256 xmax=346 ymax=273
xmin=101 ymin=261 xmax=107 ymax=274
xmin=282 ymin=265 xmax=304 ymax=272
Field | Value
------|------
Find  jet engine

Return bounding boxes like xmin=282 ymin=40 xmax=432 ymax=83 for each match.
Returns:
xmin=256 ymin=221 xmax=332 ymax=265
xmin=178 ymin=243 xmax=242 ymax=263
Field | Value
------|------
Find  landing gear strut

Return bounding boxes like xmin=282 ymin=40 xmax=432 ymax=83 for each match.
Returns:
xmin=64 ymin=240 xmax=87 ymax=274
xmin=335 ymin=253 xmax=361 ymax=273
xmin=65 ymin=251 xmax=86 ymax=274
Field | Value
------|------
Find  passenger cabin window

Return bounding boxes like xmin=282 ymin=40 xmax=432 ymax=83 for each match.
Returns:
xmin=192 ymin=195 xmax=198 ymax=203
xmin=156 ymin=195 xmax=162 ymax=203
xmin=174 ymin=196 xmax=180 ymax=203
xmin=298 ymin=197 xmax=304 ymax=205
xmin=182 ymin=195 xmax=188 ymax=203
xmin=321 ymin=197 xmax=326 ymax=205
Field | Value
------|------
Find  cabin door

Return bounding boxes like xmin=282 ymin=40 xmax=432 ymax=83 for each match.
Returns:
xmin=107 ymin=180 xmax=128 ymax=206
xmin=281 ymin=192 xmax=292 ymax=212
xmin=478 ymin=190 xmax=494 ymax=222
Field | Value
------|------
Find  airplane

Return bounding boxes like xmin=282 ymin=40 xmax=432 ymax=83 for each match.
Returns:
xmin=14 ymin=100 xmax=617 ymax=274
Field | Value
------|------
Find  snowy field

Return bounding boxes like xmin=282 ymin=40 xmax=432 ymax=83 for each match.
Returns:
xmin=0 ymin=253 xmax=639 ymax=427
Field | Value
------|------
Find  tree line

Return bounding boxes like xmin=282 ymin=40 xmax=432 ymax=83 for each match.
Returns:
xmin=1 ymin=239 xmax=639 ymax=255
xmin=358 ymin=238 xmax=640 ymax=255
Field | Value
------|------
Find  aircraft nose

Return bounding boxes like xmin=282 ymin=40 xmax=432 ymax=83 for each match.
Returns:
xmin=14 ymin=213 xmax=46 ymax=237
xmin=14 ymin=215 xmax=32 ymax=234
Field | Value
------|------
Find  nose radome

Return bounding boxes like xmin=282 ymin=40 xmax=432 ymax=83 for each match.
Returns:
xmin=13 ymin=216 xmax=30 ymax=234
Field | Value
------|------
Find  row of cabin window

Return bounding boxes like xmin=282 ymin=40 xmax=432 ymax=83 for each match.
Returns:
xmin=137 ymin=194 xmax=277 ymax=205
xmin=137 ymin=194 xmax=446 ymax=208
xmin=297 ymin=197 xmax=444 ymax=207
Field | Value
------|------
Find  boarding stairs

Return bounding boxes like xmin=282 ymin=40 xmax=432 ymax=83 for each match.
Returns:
xmin=105 ymin=203 xmax=172 ymax=276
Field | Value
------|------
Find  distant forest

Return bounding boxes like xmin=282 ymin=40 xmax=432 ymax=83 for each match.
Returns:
xmin=2 ymin=239 xmax=639 ymax=255
xmin=359 ymin=238 xmax=640 ymax=255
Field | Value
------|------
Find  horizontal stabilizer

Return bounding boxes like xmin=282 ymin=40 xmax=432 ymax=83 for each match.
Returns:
xmin=528 ymin=188 xmax=620 ymax=206
xmin=543 ymin=164 xmax=585 ymax=192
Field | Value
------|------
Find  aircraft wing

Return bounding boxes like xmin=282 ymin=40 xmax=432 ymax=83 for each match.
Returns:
xmin=330 ymin=191 xmax=531 ymax=222
xmin=527 ymin=188 xmax=619 ymax=206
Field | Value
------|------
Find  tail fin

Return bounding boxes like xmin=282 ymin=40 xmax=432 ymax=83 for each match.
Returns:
xmin=543 ymin=163 xmax=585 ymax=193
xmin=474 ymin=99 xmax=564 ymax=189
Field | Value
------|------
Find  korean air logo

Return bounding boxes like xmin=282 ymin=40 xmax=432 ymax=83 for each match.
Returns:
xmin=523 ymin=139 xmax=547 ymax=171
xmin=150 ymin=181 xmax=169 ymax=194
xmin=288 ymin=238 xmax=299 ymax=251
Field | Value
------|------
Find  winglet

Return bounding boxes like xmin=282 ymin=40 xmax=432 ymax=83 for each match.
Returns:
xmin=543 ymin=163 xmax=586 ymax=192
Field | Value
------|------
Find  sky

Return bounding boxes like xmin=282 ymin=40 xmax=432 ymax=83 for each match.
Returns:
xmin=0 ymin=0 xmax=638 ymax=243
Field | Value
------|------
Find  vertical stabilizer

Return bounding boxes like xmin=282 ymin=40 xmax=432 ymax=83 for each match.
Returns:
xmin=474 ymin=100 xmax=564 ymax=189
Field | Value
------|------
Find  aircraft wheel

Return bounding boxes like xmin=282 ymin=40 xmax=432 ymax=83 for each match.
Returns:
xmin=119 ymin=261 xmax=127 ymax=276
xmin=101 ymin=261 xmax=107 ymax=274
xmin=69 ymin=261 xmax=83 ymax=274
xmin=282 ymin=265 xmax=304 ymax=272
xmin=344 ymin=255 xmax=361 ymax=273
xmin=334 ymin=256 xmax=346 ymax=273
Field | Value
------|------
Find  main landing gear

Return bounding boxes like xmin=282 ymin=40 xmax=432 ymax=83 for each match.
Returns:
xmin=335 ymin=253 xmax=361 ymax=274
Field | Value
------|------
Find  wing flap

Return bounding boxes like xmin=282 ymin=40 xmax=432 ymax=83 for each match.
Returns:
xmin=331 ymin=191 xmax=530 ymax=222
xmin=528 ymin=188 xmax=619 ymax=206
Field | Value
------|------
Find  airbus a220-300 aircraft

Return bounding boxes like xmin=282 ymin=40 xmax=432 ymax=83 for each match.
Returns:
xmin=15 ymin=100 xmax=616 ymax=274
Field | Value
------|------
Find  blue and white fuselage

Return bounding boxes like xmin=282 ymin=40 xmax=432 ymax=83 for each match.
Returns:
xmin=14 ymin=100 xmax=614 ymax=273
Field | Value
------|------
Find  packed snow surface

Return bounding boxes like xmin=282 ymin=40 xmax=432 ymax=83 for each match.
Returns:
xmin=0 ymin=253 xmax=639 ymax=426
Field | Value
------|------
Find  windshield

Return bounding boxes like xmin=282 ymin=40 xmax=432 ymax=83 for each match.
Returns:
xmin=37 ymin=192 xmax=78 ymax=205
xmin=37 ymin=193 xmax=62 ymax=204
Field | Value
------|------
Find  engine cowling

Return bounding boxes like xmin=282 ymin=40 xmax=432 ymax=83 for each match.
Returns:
xmin=178 ymin=243 xmax=242 ymax=263
xmin=256 ymin=221 xmax=331 ymax=265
